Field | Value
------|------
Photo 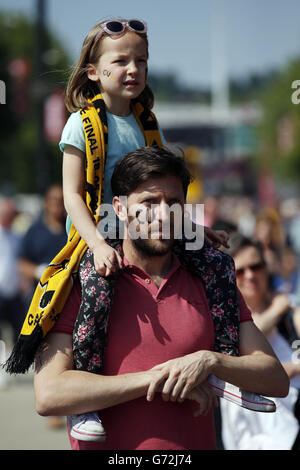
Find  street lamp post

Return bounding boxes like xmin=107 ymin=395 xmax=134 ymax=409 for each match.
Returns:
xmin=35 ymin=0 xmax=49 ymax=193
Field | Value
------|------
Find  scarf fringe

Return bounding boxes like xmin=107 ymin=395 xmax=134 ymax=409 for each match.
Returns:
xmin=3 ymin=326 xmax=43 ymax=375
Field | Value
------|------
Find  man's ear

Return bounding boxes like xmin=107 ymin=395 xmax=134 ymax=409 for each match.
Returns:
xmin=87 ymin=63 xmax=100 ymax=82
xmin=113 ymin=196 xmax=128 ymax=222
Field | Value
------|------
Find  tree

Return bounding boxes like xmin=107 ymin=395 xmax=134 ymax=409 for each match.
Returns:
xmin=229 ymin=69 xmax=280 ymax=104
xmin=0 ymin=11 xmax=71 ymax=194
xmin=148 ymin=72 xmax=211 ymax=104
xmin=257 ymin=57 xmax=300 ymax=183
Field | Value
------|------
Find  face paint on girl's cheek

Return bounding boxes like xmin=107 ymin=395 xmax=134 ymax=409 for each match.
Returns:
xmin=103 ymin=70 xmax=117 ymax=81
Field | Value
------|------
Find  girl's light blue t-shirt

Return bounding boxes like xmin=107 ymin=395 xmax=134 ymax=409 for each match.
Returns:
xmin=59 ymin=110 xmax=166 ymax=234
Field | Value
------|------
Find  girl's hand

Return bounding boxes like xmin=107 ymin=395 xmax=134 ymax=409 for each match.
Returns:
xmin=92 ymin=242 xmax=123 ymax=277
xmin=204 ymin=227 xmax=230 ymax=249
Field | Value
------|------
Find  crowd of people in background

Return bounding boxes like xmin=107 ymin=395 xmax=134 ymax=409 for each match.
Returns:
xmin=206 ymin=194 xmax=300 ymax=449
xmin=1 ymin=185 xmax=300 ymax=448
xmin=0 ymin=184 xmax=67 ymax=348
xmin=0 ymin=184 xmax=67 ymax=429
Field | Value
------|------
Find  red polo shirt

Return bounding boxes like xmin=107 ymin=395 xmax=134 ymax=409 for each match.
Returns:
xmin=53 ymin=254 xmax=252 ymax=450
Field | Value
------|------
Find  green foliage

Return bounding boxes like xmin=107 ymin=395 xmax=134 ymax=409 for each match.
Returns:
xmin=148 ymin=72 xmax=211 ymax=104
xmin=0 ymin=10 xmax=70 ymax=194
xmin=229 ymin=70 xmax=280 ymax=104
xmin=2 ymin=9 xmax=299 ymax=193
xmin=257 ymin=57 xmax=300 ymax=182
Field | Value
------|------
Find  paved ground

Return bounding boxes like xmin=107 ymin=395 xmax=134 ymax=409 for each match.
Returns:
xmin=0 ymin=369 xmax=70 ymax=450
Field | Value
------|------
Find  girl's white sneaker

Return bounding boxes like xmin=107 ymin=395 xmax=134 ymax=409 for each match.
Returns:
xmin=67 ymin=412 xmax=106 ymax=441
xmin=207 ymin=375 xmax=276 ymax=412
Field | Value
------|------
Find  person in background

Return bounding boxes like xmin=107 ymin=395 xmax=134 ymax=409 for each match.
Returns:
xmin=0 ymin=197 xmax=24 ymax=345
xmin=18 ymin=184 xmax=67 ymax=307
xmin=211 ymin=219 xmax=237 ymax=238
xmin=287 ymin=211 xmax=300 ymax=310
xmin=254 ymin=208 xmax=285 ymax=278
xmin=272 ymin=245 xmax=299 ymax=297
xmin=220 ymin=234 xmax=300 ymax=450
xmin=254 ymin=208 xmax=300 ymax=317
xmin=17 ymin=184 xmax=67 ymax=429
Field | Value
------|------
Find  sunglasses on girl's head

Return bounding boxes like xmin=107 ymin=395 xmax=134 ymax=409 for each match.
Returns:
xmin=95 ymin=19 xmax=147 ymax=43
xmin=235 ymin=262 xmax=265 ymax=277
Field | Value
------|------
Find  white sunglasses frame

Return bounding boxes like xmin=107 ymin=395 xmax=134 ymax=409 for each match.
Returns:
xmin=94 ymin=19 xmax=148 ymax=43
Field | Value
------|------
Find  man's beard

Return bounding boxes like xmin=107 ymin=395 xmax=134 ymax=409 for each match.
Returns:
xmin=131 ymin=236 xmax=175 ymax=257
xmin=126 ymin=214 xmax=176 ymax=257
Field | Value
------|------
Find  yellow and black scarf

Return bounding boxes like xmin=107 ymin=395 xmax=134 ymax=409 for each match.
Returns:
xmin=5 ymin=93 xmax=163 ymax=374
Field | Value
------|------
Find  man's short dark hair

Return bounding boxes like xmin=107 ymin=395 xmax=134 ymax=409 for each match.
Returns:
xmin=111 ymin=145 xmax=192 ymax=197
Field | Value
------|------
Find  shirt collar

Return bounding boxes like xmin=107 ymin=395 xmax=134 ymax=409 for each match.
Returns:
xmin=123 ymin=252 xmax=182 ymax=280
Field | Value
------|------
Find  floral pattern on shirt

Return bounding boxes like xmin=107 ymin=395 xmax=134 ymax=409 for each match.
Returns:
xmin=72 ymin=240 xmax=240 ymax=374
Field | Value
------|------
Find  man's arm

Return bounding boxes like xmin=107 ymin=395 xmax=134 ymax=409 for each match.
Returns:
xmin=34 ymin=332 xmax=161 ymax=417
xmin=34 ymin=332 xmax=218 ymax=417
xmin=146 ymin=321 xmax=289 ymax=402
xmin=209 ymin=321 xmax=289 ymax=395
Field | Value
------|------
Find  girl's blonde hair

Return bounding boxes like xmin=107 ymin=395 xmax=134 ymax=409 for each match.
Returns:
xmin=65 ymin=19 xmax=154 ymax=113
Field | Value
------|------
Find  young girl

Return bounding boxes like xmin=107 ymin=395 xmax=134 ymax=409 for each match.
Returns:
xmin=62 ymin=18 xmax=163 ymax=279
xmin=61 ymin=18 xmax=164 ymax=441
xmin=6 ymin=18 xmax=234 ymax=441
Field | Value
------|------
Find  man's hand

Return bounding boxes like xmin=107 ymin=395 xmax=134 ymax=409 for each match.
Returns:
xmin=146 ymin=350 xmax=216 ymax=402
xmin=187 ymin=382 xmax=218 ymax=417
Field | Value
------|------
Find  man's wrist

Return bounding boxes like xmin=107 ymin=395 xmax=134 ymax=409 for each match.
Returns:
xmin=204 ymin=350 xmax=220 ymax=376
xmin=192 ymin=350 xmax=219 ymax=377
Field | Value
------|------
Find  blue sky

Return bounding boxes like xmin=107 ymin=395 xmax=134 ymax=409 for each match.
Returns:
xmin=1 ymin=0 xmax=300 ymax=87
